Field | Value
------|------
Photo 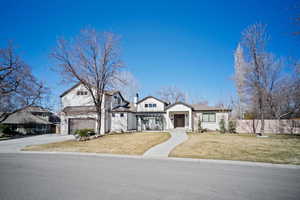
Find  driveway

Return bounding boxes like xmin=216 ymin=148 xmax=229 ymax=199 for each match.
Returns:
xmin=0 ymin=134 xmax=74 ymax=153
xmin=0 ymin=153 xmax=299 ymax=200
xmin=143 ymin=128 xmax=188 ymax=157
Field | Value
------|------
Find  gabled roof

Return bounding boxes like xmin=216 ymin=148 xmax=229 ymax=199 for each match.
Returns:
xmin=62 ymin=106 xmax=96 ymax=114
xmin=165 ymin=102 xmax=193 ymax=110
xmin=23 ymin=106 xmax=51 ymax=113
xmin=136 ymin=96 xmax=168 ymax=105
xmin=192 ymin=104 xmax=231 ymax=111
xmin=165 ymin=102 xmax=231 ymax=112
xmin=2 ymin=111 xmax=52 ymax=125
xmin=60 ymin=82 xmax=120 ymax=98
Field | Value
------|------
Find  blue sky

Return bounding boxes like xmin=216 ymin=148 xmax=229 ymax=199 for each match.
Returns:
xmin=0 ymin=0 xmax=299 ymax=107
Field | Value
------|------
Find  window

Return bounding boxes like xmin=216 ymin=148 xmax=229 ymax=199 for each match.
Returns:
xmin=202 ymin=113 xmax=216 ymax=122
xmin=112 ymin=113 xmax=115 ymax=117
xmin=77 ymin=91 xmax=88 ymax=96
xmin=145 ymin=104 xmax=148 ymax=108
xmin=149 ymin=104 xmax=153 ymax=107
xmin=120 ymin=113 xmax=124 ymax=117
xmin=153 ymin=104 xmax=157 ymax=107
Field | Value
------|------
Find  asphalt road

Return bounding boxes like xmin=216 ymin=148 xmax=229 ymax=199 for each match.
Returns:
xmin=0 ymin=153 xmax=299 ymax=200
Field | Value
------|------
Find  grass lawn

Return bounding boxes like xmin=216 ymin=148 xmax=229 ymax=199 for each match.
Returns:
xmin=169 ymin=132 xmax=300 ymax=165
xmin=22 ymin=132 xmax=171 ymax=155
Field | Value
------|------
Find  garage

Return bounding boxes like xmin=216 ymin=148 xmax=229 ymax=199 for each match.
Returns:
xmin=68 ymin=118 xmax=96 ymax=135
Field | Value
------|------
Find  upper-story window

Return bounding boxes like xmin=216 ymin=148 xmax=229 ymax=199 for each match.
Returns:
xmin=145 ymin=103 xmax=156 ymax=108
xmin=114 ymin=96 xmax=121 ymax=105
xmin=202 ymin=113 xmax=216 ymax=122
xmin=77 ymin=91 xmax=88 ymax=96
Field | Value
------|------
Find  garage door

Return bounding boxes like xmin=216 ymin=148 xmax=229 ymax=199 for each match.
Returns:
xmin=69 ymin=118 xmax=96 ymax=135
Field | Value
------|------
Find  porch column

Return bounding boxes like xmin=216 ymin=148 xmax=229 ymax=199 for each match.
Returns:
xmin=189 ymin=109 xmax=192 ymax=130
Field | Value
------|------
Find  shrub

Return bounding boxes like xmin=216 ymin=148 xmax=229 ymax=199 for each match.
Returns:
xmin=0 ymin=124 xmax=12 ymax=135
xmin=74 ymin=128 xmax=95 ymax=137
xmin=198 ymin=117 xmax=202 ymax=133
xmin=219 ymin=119 xmax=226 ymax=133
xmin=228 ymin=120 xmax=236 ymax=133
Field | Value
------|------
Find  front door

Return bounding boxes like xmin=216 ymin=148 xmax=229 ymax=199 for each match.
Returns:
xmin=174 ymin=114 xmax=185 ymax=128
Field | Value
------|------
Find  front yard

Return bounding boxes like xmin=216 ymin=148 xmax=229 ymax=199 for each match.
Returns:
xmin=23 ymin=132 xmax=170 ymax=155
xmin=169 ymin=132 xmax=300 ymax=165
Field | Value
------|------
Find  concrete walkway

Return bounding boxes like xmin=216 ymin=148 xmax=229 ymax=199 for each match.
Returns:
xmin=143 ymin=128 xmax=188 ymax=157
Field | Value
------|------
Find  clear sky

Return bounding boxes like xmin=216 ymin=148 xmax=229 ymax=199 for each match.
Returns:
xmin=0 ymin=0 xmax=299 ymax=107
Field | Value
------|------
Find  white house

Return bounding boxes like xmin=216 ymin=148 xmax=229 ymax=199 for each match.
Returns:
xmin=60 ymin=83 xmax=231 ymax=135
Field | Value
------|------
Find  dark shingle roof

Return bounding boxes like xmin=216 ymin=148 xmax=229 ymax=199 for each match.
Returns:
xmin=192 ymin=104 xmax=231 ymax=111
xmin=1 ymin=111 xmax=52 ymax=125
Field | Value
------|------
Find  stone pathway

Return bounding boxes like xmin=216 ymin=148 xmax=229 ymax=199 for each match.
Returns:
xmin=143 ymin=128 xmax=188 ymax=157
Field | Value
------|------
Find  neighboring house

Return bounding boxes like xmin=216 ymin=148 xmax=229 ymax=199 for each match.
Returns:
xmin=60 ymin=83 xmax=231 ymax=135
xmin=1 ymin=106 xmax=60 ymax=134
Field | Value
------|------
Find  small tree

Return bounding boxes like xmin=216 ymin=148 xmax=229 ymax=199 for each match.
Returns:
xmin=228 ymin=120 xmax=236 ymax=133
xmin=197 ymin=116 xmax=202 ymax=133
xmin=219 ymin=118 xmax=226 ymax=133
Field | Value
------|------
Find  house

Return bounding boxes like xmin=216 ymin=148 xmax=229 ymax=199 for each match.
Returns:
xmin=1 ymin=106 xmax=60 ymax=134
xmin=60 ymin=83 xmax=231 ymax=135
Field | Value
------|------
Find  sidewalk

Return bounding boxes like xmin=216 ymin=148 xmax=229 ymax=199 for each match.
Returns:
xmin=143 ymin=128 xmax=188 ymax=157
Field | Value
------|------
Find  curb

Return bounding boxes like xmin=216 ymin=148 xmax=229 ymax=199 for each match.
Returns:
xmin=15 ymin=151 xmax=300 ymax=169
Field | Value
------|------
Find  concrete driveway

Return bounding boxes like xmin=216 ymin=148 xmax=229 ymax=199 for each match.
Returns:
xmin=0 ymin=134 xmax=74 ymax=153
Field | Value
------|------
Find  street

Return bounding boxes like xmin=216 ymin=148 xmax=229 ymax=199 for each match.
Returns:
xmin=0 ymin=153 xmax=299 ymax=200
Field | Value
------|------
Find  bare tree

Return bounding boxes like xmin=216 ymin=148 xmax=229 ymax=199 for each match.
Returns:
xmin=113 ymin=71 xmax=140 ymax=101
xmin=157 ymin=85 xmax=187 ymax=104
xmin=234 ymin=23 xmax=285 ymax=135
xmin=51 ymin=28 xmax=124 ymax=135
xmin=0 ymin=42 xmax=47 ymax=122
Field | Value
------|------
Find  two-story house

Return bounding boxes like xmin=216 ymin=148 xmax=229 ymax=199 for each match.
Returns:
xmin=60 ymin=83 xmax=231 ymax=135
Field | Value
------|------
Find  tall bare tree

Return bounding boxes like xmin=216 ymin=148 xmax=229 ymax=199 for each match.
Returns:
xmin=157 ymin=85 xmax=187 ymax=104
xmin=0 ymin=42 xmax=47 ymax=122
xmin=234 ymin=23 xmax=285 ymax=135
xmin=51 ymin=29 xmax=124 ymax=135
xmin=113 ymin=71 xmax=140 ymax=101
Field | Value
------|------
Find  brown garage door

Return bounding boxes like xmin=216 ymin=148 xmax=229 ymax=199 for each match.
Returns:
xmin=69 ymin=118 xmax=96 ymax=135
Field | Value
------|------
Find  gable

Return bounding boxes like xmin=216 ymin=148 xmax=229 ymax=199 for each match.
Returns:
xmin=165 ymin=102 xmax=192 ymax=112
xmin=136 ymin=96 xmax=166 ymax=112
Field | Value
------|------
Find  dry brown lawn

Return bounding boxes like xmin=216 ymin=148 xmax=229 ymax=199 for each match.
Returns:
xmin=23 ymin=132 xmax=170 ymax=155
xmin=169 ymin=132 xmax=300 ymax=165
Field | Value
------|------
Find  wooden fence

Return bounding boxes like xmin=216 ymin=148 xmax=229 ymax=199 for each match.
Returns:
xmin=236 ymin=119 xmax=300 ymax=134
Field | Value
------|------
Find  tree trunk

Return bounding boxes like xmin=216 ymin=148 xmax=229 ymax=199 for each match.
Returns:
xmin=252 ymin=119 xmax=256 ymax=134
xmin=260 ymin=112 xmax=265 ymax=136
xmin=96 ymin=108 xmax=102 ymax=135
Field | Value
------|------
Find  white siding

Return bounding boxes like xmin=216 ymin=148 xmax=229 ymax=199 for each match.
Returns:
xmin=127 ymin=113 xmax=137 ymax=130
xmin=111 ymin=113 xmax=128 ymax=132
xmin=193 ymin=112 xmax=229 ymax=131
xmin=137 ymin=97 xmax=165 ymax=112
xmin=61 ymin=84 xmax=94 ymax=107
xmin=165 ymin=104 xmax=192 ymax=130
